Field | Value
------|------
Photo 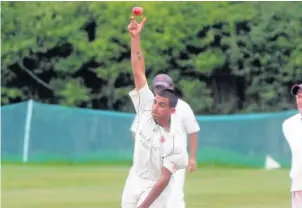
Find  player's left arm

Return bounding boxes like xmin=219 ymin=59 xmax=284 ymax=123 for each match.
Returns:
xmin=138 ymin=146 xmax=188 ymax=208
xmin=183 ymin=104 xmax=200 ymax=172
xmin=137 ymin=167 xmax=172 ymax=208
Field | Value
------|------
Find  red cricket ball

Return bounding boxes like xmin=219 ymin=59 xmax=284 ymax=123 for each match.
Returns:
xmin=132 ymin=6 xmax=143 ymax=16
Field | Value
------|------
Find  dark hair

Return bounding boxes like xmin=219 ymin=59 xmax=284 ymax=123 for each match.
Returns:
xmin=157 ymin=88 xmax=178 ymax=108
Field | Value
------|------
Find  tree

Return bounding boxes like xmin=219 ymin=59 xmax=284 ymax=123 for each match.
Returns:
xmin=2 ymin=2 xmax=301 ymax=114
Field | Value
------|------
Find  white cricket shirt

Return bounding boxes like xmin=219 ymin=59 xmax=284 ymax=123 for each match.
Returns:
xmin=129 ymin=84 xmax=189 ymax=181
xmin=282 ymin=113 xmax=302 ymax=191
xmin=131 ymin=96 xmax=200 ymax=148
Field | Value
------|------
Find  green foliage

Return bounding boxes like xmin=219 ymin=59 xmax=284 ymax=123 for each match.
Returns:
xmin=1 ymin=2 xmax=302 ymax=114
xmin=58 ymin=79 xmax=90 ymax=106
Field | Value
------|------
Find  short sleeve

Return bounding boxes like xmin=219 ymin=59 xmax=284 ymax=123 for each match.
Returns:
xmin=182 ymin=103 xmax=200 ymax=134
xmin=130 ymin=115 xmax=139 ymax=132
xmin=163 ymin=146 xmax=188 ymax=174
xmin=129 ymin=84 xmax=154 ymax=114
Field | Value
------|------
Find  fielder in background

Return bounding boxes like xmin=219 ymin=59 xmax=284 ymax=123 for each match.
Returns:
xmin=282 ymin=84 xmax=302 ymax=208
xmin=131 ymin=74 xmax=200 ymax=208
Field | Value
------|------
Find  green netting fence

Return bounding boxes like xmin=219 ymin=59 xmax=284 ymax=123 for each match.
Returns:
xmin=1 ymin=100 xmax=297 ymax=167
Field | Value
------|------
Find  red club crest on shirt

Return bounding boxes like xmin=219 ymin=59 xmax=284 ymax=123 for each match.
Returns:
xmin=160 ymin=136 xmax=165 ymax=143
xmin=172 ymin=163 xmax=177 ymax=170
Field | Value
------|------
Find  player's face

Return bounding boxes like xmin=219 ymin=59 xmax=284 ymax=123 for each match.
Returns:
xmin=296 ymin=89 xmax=302 ymax=114
xmin=152 ymin=95 xmax=175 ymax=121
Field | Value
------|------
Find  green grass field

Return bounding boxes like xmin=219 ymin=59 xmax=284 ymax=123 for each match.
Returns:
xmin=2 ymin=164 xmax=291 ymax=208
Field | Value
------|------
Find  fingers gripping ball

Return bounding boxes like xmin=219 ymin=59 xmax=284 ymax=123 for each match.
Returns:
xmin=132 ymin=6 xmax=143 ymax=16
xmin=128 ymin=7 xmax=146 ymax=37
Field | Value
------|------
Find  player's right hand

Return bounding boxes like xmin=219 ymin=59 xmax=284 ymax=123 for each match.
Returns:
xmin=128 ymin=17 xmax=147 ymax=37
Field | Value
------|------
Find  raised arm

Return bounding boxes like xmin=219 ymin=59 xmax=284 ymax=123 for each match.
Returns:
xmin=128 ymin=17 xmax=147 ymax=90
xmin=127 ymin=17 xmax=154 ymax=118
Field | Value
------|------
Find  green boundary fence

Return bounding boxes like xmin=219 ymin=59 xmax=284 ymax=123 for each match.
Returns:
xmin=1 ymin=100 xmax=296 ymax=167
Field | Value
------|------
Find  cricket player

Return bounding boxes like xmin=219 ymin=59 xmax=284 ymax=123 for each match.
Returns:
xmin=130 ymin=73 xmax=200 ymax=208
xmin=121 ymin=17 xmax=189 ymax=208
xmin=282 ymin=84 xmax=302 ymax=208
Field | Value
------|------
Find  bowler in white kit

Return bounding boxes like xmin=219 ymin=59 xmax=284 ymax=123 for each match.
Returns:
xmin=282 ymin=84 xmax=302 ymax=208
xmin=121 ymin=17 xmax=188 ymax=208
xmin=130 ymin=73 xmax=200 ymax=208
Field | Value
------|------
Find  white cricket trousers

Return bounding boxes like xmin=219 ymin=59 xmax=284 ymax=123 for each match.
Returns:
xmin=292 ymin=191 xmax=302 ymax=208
xmin=121 ymin=168 xmax=170 ymax=208
xmin=166 ymin=168 xmax=186 ymax=208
